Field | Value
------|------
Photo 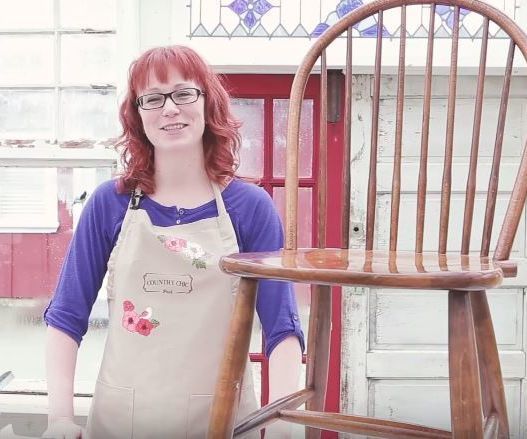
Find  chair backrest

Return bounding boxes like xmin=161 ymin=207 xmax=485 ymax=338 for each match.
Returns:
xmin=284 ymin=0 xmax=527 ymax=261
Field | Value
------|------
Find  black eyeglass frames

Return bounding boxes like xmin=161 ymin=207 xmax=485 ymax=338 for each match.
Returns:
xmin=136 ymin=87 xmax=204 ymax=110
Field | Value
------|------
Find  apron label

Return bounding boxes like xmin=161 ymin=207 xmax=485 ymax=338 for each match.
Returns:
xmin=142 ymin=273 xmax=194 ymax=294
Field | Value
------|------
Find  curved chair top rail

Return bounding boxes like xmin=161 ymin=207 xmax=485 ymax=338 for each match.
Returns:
xmin=284 ymin=0 xmax=527 ymax=262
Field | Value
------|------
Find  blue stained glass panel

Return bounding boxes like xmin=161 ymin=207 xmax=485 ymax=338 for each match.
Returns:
xmin=311 ymin=23 xmax=329 ymax=37
xmin=336 ymin=0 xmax=364 ymax=18
xmin=244 ymin=10 xmax=257 ymax=28
xmin=254 ymin=0 xmax=272 ymax=15
xmin=229 ymin=0 xmax=248 ymax=15
xmin=189 ymin=0 xmax=512 ymax=39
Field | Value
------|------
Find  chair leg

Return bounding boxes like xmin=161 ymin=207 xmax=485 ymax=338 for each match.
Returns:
xmin=448 ymin=290 xmax=483 ymax=437
xmin=208 ymin=278 xmax=258 ymax=439
xmin=470 ymin=291 xmax=510 ymax=438
xmin=305 ymin=285 xmax=332 ymax=439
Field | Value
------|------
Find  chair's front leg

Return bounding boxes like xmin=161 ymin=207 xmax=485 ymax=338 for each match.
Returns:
xmin=305 ymin=284 xmax=332 ymax=439
xmin=208 ymin=277 xmax=258 ymax=439
xmin=470 ymin=291 xmax=510 ymax=438
xmin=448 ymin=290 xmax=483 ymax=437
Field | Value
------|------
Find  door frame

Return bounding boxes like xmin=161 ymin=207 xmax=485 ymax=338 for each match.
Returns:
xmin=224 ymin=74 xmax=344 ymax=425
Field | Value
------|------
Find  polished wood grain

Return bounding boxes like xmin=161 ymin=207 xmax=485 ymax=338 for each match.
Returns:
xmin=438 ymin=6 xmax=459 ymax=254
xmin=449 ymin=291 xmax=484 ymax=436
xmin=305 ymin=285 xmax=332 ymax=439
xmin=415 ymin=3 xmax=435 ymax=254
xmin=208 ymin=278 xmax=258 ymax=438
xmin=366 ymin=10 xmax=383 ymax=251
xmin=389 ymin=5 xmax=406 ymax=252
xmin=482 ymin=40 xmax=515 ymax=257
xmin=220 ymin=249 xmax=509 ymax=290
xmin=278 ymin=410 xmax=451 ymax=438
xmin=462 ymin=17 xmax=489 ymax=255
xmin=233 ymin=389 xmax=314 ymax=436
xmin=471 ymin=292 xmax=510 ymax=438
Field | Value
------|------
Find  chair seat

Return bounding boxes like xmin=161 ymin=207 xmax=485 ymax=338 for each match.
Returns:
xmin=220 ymin=249 xmax=516 ymax=290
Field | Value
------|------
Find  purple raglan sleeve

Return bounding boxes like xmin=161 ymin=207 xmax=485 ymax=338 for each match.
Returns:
xmin=43 ymin=180 xmax=124 ymax=345
xmin=237 ymin=185 xmax=305 ymax=357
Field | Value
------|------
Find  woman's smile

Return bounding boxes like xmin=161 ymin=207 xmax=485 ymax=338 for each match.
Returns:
xmin=160 ymin=122 xmax=189 ymax=133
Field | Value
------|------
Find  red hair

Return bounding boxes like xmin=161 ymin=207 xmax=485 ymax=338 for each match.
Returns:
xmin=116 ymin=45 xmax=241 ymax=194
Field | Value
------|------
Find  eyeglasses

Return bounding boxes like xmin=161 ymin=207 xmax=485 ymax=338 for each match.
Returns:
xmin=136 ymin=87 xmax=204 ymax=110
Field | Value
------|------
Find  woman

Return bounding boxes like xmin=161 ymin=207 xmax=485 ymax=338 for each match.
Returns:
xmin=43 ymin=45 xmax=304 ymax=438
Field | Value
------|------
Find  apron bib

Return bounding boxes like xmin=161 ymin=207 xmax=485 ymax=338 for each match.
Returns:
xmin=86 ymin=183 xmax=258 ymax=439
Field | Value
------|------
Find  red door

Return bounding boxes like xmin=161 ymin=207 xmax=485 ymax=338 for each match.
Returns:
xmin=225 ymin=74 xmax=344 ymax=436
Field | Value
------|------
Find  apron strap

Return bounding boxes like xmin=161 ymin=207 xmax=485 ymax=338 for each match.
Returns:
xmin=129 ymin=187 xmax=143 ymax=210
xmin=211 ymin=182 xmax=228 ymax=216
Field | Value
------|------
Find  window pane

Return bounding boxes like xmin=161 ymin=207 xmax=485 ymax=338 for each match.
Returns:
xmin=60 ymin=89 xmax=119 ymax=140
xmin=250 ymin=362 xmax=262 ymax=405
xmin=273 ymin=187 xmax=312 ymax=247
xmin=230 ymin=98 xmax=264 ymax=179
xmin=60 ymin=0 xmax=117 ymax=29
xmin=0 ymin=0 xmax=53 ymax=29
xmin=0 ymin=90 xmax=54 ymax=139
xmin=0 ymin=168 xmax=58 ymax=229
xmin=61 ymin=35 xmax=117 ymax=85
xmin=273 ymin=99 xmax=313 ymax=178
xmin=0 ymin=36 xmax=54 ymax=85
xmin=249 ymin=314 xmax=262 ymax=354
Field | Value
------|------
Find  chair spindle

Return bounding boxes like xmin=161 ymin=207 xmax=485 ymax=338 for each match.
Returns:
xmin=366 ymin=10 xmax=383 ymax=251
xmin=416 ymin=3 xmax=436 ymax=253
xmin=439 ymin=6 xmax=460 ymax=254
xmin=461 ymin=18 xmax=489 ymax=255
xmin=481 ymin=40 xmax=515 ymax=257
xmin=342 ymin=27 xmax=353 ymax=249
xmin=389 ymin=5 xmax=407 ymax=252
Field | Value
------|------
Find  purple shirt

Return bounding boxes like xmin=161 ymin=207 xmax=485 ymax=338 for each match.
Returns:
xmin=44 ymin=178 xmax=304 ymax=357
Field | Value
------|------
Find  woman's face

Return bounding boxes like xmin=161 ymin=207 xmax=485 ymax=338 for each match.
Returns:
xmin=137 ymin=66 xmax=206 ymax=153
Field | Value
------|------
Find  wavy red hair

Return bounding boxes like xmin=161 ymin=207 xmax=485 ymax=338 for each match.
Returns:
xmin=116 ymin=45 xmax=241 ymax=194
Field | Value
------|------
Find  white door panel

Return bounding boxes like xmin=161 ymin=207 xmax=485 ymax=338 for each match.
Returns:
xmin=341 ymin=75 xmax=527 ymax=437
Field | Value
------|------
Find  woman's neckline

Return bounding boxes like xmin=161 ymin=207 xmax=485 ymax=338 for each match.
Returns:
xmin=142 ymin=179 xmax=236 ymax=211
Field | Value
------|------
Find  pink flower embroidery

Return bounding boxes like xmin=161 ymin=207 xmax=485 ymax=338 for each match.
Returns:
xmin=123 ymin=300 xmax=135 ymax=312
xmin=156 ymin=235 xmax=209 ymax=269
xmin=122 ymin=310 xmax=139 ymax=332
xmin=136 ymin=318 xmax=154 ymax=336
xmin=165 ymin=238 xmax=187 ymax=252
xmin=121 ymin=300 xmax=159 ymax=336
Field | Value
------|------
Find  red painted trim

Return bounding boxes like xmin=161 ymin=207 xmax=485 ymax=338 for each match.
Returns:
xmin=0 ymin=234 xmax=13 ymax=297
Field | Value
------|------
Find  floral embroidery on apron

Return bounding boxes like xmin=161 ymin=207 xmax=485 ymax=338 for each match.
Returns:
xmin=121 ymin=300 xmax=160 ymax=336
xmin=157 ymin=235 xmax=210 ymax=269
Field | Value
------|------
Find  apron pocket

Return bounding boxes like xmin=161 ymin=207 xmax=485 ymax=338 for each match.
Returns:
xmin=88 ymin=380 xmax=134 ymax=439
xmin=186 ymin=394 xmax=212 ymax=439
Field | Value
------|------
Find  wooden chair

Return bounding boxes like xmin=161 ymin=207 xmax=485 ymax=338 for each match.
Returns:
xmin=209 ymin=0 xmax=527 ymax=437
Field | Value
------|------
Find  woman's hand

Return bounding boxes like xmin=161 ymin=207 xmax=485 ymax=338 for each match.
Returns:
xmin=41 ymin=418 xmax=85 ymax=439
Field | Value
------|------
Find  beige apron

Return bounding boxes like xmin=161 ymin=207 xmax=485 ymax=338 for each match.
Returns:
xmin=86 ymin=183 xmax=258 ymax=439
